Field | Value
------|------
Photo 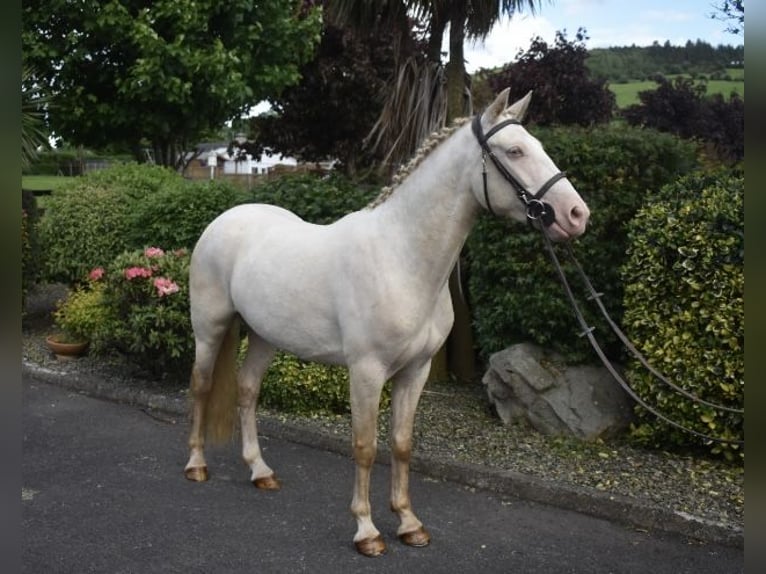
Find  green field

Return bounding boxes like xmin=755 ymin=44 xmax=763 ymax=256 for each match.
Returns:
xmin=609 ymin=69 xmax=744 ymax=108
xmin=22 ymin=175 xmax=72 ymax=191
xmin=22 ymin=175 xmax=73 ymax=209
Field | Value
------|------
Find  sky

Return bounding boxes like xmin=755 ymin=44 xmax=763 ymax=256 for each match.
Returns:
xmin=460 ymin=0 xmax=743 ymax=72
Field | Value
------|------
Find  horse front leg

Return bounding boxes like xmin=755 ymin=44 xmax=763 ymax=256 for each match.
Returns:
xmin=239 ymin=331 xmax=278 ymax=489
xmin=389 ymin=360 xmax=432 ymax=547
xmin=349 ymin=362 xmax=388 ymax=557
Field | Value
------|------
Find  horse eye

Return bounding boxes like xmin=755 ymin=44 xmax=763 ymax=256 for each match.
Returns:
xmin=507 ymin=146 xmax=523 ymax=158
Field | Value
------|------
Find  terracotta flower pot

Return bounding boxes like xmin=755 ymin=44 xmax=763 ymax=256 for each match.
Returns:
xmin=45 ymin=335 xmax=89 ymax=360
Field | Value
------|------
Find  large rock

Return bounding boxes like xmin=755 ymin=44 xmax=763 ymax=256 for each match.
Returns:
xmin=483 ymin=342 xmax=634 ymax=440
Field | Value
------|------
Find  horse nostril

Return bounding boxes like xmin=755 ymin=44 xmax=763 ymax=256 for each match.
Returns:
xmin=570 ymin=204 xmax=589 ymax=227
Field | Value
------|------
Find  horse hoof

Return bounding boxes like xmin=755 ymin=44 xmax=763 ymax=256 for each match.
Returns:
xmin=185 ymin=466 xmax=208 ymax=482
xmin=252 ymin=474 xmax=281 ymax=490
xmin=355 ymin=534 xmax=386 ymax=557
xmin=399 ymin=526 xmax=430 ymax=547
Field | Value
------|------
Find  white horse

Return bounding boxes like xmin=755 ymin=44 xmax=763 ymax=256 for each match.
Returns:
xmin=183 ymin=88 xmax=590 ymax=557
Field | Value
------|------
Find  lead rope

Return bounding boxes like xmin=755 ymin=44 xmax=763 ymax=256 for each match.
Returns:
xmin=562 ymin=242 xmax=743 ymax=415
xmin=537 ymin=227 xmax=744 ymax=446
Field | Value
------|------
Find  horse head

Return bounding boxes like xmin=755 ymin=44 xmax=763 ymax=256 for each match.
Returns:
xmin=472 ymin=88 xmax=590 ymax=241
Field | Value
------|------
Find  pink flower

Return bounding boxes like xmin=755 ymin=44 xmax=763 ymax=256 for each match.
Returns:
xmin=89 ymin=267 xmax=105 ymax=281
xmin=144 ymin=247 xmax=165 ymax=258
xmin=153 ymin=277 xmax=180 ymax=297
xmin=124 ymin=266 xmax=153 ymax=280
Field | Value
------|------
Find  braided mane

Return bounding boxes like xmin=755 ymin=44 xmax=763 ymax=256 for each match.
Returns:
xmin=367 ymin=117 xmax=471 ymax=210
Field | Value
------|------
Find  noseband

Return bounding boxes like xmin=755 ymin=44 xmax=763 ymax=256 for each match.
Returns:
xmin=471 ymin=114 xmax=567 ymax=226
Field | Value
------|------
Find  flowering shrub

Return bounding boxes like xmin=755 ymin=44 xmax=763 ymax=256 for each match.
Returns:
xmin=58 ymin=246 xmax=194 ymax=380
xmin=99 ymin=247 xmax=193 ymax=379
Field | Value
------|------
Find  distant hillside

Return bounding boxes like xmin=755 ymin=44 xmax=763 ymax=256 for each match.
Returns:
xmin=586 ymin=40 xmax=744 ymax=83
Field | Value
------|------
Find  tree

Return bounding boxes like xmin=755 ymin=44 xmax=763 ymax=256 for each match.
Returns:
xmin=485 ymin=29 xmax=616 ymax=126
xmin=22 ymin=0 xmax=321 ymax=168
xmin=21 ymin=64 xmax=50 ymax=169
xmin=327 ymin=0 xmax=543 ymax=169
xmin=711 ymin=0 xmax=744 ymax=35
xmin=244 ymin=22 xmax=400 ymax=176
xmin=622 ymin=76 xmax=744 ymax=164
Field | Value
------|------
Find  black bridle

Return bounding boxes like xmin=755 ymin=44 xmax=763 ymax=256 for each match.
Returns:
xmin=471 ymin=114 xmax=568 ymax=226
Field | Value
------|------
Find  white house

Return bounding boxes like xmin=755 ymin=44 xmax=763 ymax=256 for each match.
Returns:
xmin=193 ymin=142 xmax=298 ymax=176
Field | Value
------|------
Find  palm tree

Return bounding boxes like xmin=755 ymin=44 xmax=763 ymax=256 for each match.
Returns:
xmin=327 ymin=0 xmax=544 ymax=170
xmin=22 ymin=65 xmax=51 ymax=169
xmin=434 ymin=1 xmax=545 ymax=119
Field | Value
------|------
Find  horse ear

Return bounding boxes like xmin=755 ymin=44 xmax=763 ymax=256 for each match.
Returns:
xmin=506 ymin=91 xmax=533 ymax=121
xmin=483 ymin=88 xmax=511 ymax=123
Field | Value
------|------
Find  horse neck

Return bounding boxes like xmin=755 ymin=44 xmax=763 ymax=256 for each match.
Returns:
xmin=370 ymin=125 xmax=481 ymax=289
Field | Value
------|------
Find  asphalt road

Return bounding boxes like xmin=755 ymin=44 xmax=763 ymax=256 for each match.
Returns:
xmin=22 ymin=375 xmax=744 ymax=574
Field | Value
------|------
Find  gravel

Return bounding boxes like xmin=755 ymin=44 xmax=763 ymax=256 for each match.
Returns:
xmin=23 ymin=283 xmax=743 ymax=542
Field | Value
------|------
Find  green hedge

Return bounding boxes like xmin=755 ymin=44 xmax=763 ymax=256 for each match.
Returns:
xmin=253 ymin=351 xmax=345 ymax=416
xmin=467 ymin=124 xmax=699 ymax=363
xmin=23 ymin=149 xmax=86 ymax=176
xmin=126 ymin=179 xmax=243 ymax=251
xmin=621 ymin=169 xmax=743 ymax=459
xmin=249 ymin=172 xmax=377 ymax=223
xmin=38 ymin=164 xmax=246 ymax=283
xmin=22 ymin=190 xmax=42 ymax=309
xmin=23 ymin=149 xmax=133 ymax=176
xmin=38 ymin=164 xmax=184 ymax=283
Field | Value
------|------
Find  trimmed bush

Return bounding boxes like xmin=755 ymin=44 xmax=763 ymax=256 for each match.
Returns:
xmin=258 ymin=351 xmax=353 ymax=416
xmin=249 ymin=172 xmax=377 ymax=223
xmin=126 ymin=179 xmax=244 ymax=251
xmin=467 ymin=124 xmax=699 ymax=363
xmin=38 ymin=164 xmax=185 ymax=283
xmin=38 ymin=164 xmax=248 ymax=284
xmin=22 ymin=190 xmax=42 ymax=309
xmin=621 ymin=169 xmax=743 ymax=459
xmin=238 ymin=346 xmax=391 ymax=417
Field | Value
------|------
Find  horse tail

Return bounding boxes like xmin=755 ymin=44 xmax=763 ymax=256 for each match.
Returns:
xmin=203 ymin=318 xmax=241 ymax=444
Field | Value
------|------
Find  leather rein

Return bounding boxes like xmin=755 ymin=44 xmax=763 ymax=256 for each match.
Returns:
xmin=472 ymin=114 xmax=744 ymax=446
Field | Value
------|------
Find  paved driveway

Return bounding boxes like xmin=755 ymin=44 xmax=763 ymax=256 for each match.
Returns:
xmin=22 ymin=376 xmax=744 ymax=573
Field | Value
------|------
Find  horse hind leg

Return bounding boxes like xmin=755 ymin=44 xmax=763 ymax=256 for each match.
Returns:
xmin=184 ymin=319 xmax=240 ymax=482
xmin=238 ymin=329 xmax=279 ymax=489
